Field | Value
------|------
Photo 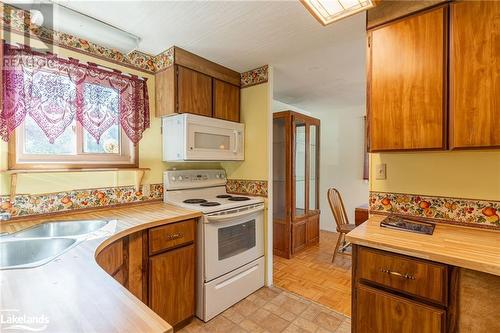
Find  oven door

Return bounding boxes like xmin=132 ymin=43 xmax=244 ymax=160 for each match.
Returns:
xmin=204 ymin=204 xmax=264 ymax=281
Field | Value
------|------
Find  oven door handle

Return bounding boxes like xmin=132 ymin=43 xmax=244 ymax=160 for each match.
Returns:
xmin=206 ymin=205 xmax=264 ymax=223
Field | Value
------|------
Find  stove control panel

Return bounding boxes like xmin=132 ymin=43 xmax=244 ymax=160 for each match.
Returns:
xmin=164 ymin=169 xmax=227 ymax=190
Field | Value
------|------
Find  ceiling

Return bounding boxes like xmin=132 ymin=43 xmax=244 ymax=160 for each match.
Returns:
xmin=58 ymin=1 xmax=367 ymax=112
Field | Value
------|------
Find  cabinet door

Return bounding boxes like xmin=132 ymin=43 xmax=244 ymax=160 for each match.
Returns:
xmin=149 ymin=245 xmax=195 ymax=327
xmin=450 ymin=2 xmax=500 ymax=148
xmin=213 ymin=79 xmax=240 ymax=122
xmin=368 ymin=7 xmax=446 ymax=151
xmin=177 ymin=66 xmax=212 ymax=117
xmin=355 ymin=285 xmax=445 ymax=333
xmin=306 ymin=214 xmax=319 ymax=245
xmin=291 ymin=220 xmax=307 ymax=254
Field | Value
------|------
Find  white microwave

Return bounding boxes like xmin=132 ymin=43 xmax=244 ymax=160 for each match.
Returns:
xmin=162 ymin=114 xmax=244 ymax=161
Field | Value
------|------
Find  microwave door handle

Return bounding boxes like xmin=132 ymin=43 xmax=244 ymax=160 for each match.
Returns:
xmin=233 ymin=130 xmax=239 ymax=154
xmin=206 ymin=205 xmax=264 ymax=223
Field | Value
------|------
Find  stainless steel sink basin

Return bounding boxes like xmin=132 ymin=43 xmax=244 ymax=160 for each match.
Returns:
xmin=10 ymin=220 xmax=109 ymax=238
xmin=0 ymin=238 xmax=77 ymax=269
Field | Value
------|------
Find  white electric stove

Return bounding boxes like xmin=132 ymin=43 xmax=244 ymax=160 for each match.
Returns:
xmin=163 ymin=170 xmax=265 ymax=322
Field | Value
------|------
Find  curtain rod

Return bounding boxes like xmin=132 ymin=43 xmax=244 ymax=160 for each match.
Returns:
xmin=3 ymin=41 xmax=147 ymax=81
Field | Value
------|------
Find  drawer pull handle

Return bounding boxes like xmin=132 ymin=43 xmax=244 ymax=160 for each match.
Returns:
xmin=380 ymin=268 xmax=416 ymax=280
xmin=165 ymin=232 xmax=184 ymax=241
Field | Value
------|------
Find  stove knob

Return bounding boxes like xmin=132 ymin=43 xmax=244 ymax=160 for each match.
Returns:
xmin=215 ymin=174 xmax=220 ymax=179
xmin=178 ymin=176 xmax=184 ymax=181
xmin=171 ymin=176 xmax=176 ymax=181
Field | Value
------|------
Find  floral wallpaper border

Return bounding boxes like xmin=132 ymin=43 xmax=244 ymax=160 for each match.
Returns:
xmin=240 ymin=65 xmax=269 ymax=88
xmin=1 ymin=3 xmax=268 ymax=87
xmin=153 ymin=46 xmax=175 ymax=72
xmin=0 ymin=184 xmax=164 ymax=218
xmin=226 ymin=179 xmax=268 ymax=197
xmin=370 ymin=191 xmax=500 ymax=229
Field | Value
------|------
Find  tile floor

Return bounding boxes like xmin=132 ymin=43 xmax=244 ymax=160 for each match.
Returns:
xmin=274 ymin=231 xmax=353 ymax=316
xmin=180 ymin=286 xmax=351 ymax=333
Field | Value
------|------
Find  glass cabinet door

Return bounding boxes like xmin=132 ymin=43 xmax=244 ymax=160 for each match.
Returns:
xmin=294 ymin=121 xmax=306 ymax=218
xmin=309 ymin=125 xmax=319 ymax=211
xmin=273 ymin=117 xmax=287 ymax=221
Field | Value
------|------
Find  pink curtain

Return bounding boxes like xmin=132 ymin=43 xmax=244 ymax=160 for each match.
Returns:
xmin=1 ymin=43 xmax=150 ymax=144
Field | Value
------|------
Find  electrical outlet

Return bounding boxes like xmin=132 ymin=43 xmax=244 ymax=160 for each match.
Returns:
xmin=375 ymin=164 xmax=387 ymax=180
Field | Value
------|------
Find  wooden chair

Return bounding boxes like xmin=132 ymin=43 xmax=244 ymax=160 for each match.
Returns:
xmin=327 ymin=187 xmax=356 ymax=263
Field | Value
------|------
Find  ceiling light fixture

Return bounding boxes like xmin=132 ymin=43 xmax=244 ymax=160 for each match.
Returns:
xmin=14 ymin=0 xmax=142 ymax=55
xmin=301 ymin=0 xmax=375 ymax=26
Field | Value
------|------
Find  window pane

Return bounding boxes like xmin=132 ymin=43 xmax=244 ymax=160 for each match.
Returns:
xmin=82 ymin=83 xmax=120 ymax=154
xmin=24 ymin=116 xmax=76 ymax=155
xmin=83 ymin=125 xmax=120 ymax=154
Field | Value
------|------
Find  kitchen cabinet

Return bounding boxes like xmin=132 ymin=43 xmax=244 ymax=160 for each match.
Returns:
xmin=368 ymin=6 xmax=447 ymax=151
xmin=95 ymin=219 xmax=196 ymax=330
xmin=273 ymin=111 xmax=320 ymax=258
xmin=352 ymin=245 xmax=457 ymax=333
xmin=149 ymin=244 xmax=195 ymax=328
xmin=356 ymin=285 xmax=445 ymax=333
xmin=213 ymin=79 xmax=240 ymax=122
xmin=155 ymin=46 xmax=240 ymax=122
xmin=95 ymin=238 xmax=127 ymax=285
xmin=177 ymin=66 xmax=212 ymax=117
xmin=450 ymin=1 xmax=500 ymax=149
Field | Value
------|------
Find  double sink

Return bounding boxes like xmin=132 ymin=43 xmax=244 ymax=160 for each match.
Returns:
xmin=0 ymin=220 xmax=110 ymax=270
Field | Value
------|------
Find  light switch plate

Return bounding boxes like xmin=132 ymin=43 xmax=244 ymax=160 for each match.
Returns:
xmin=375 ymin=163 xmax=386 ymax=180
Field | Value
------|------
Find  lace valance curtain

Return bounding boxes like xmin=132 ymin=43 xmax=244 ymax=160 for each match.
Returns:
xmin=1 ymin=43 xmax=150 ymax=145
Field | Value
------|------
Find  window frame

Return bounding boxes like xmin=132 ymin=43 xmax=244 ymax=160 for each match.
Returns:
xmin=8 ymin=122 xmax=139 ymax=170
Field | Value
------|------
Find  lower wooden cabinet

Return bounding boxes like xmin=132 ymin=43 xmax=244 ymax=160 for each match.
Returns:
xmin=356 ymin=285 xmax=445 ymax=333
xmin=149 ymin=244 xmax=195 ymax=328
xmin=95 ymin=219 xmax=196 ymax=330
xmin=352 ymin=245 xmax=457 ymax=333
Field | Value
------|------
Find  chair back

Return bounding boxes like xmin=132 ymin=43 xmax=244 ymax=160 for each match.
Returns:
xmin=327 ymin=188 xmax=349 ymax=232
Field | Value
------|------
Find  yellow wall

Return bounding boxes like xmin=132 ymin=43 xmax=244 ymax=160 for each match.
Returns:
xmin=222 ymin=83 xmax=270 ymax=181
xmin=0 ymin=32 xmax=219 ymax=196
xmin=370 ymin=150 xmax=500 ymax=200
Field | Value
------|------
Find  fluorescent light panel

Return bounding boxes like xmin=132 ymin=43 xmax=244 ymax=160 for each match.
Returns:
xmin=302 ymin=0 xmax=374 ymax=25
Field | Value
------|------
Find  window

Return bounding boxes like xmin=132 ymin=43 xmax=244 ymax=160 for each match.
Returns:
xmin=2 ymin=43 xmax=149 ymax=169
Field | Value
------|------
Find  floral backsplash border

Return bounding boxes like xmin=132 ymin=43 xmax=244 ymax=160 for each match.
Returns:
xmin=226 ymin=179 xmax=268 ymax=197
xmin=240 ymin=65 xmax=269 ymax=88
xmin=0 ymin=184 xmax=164 ymax=218
xmin=370 ymin=191 xmax=500 ymax=229
xmin=2 ymin=3 xmax=269 ymax=87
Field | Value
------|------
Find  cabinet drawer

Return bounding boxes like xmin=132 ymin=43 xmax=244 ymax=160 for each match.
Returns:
xmin=149 ymin=219 xmax=196 ymax=255
xmin=357 ymin=246 xmax=448 ymax=305
xmin=356 ymin=284 xmax=445 ymax=333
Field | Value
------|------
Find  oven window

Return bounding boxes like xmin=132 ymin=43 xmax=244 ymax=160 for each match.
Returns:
xmin=218 ymin=220 xmax=256 ymax=260
xmin=194 ymin=132 xmax=230 ymax=150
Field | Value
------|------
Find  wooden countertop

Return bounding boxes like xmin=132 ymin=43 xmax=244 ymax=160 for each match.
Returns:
xmin=346 ymin=215 xmax=500 ymax=276
xmin=0 ymin=202 xmax=203 ymax=333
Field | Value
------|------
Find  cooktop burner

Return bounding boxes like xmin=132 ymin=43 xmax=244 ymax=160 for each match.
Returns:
xmin=216 ymin=195 xmax=233 ymax=199
xmin=183 ymin=199 xmax=208 ymax=204
xmin=380 ymin=215 xmax=435 ymax=235
xmin=200 ymin=202 xmax=221 ymax=207
xmin=228 ymin=196 xmax=251 ymax=201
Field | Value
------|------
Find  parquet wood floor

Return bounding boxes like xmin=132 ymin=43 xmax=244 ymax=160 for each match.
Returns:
xmin=273 ymin=231 xmax=353 ymax=317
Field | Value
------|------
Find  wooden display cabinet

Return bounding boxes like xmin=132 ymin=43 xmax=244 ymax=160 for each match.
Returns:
xmin=273 ymin=111 xmax=320 ymax=258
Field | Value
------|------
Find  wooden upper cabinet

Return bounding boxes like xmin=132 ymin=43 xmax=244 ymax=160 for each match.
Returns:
xmin=177 ymin=66 xmax=212 ymax=117
xmin=213 ymin=79 xmax=240 ymax=122
xmin=368 ymin=7 xmax=447 ymax=151
xmin=450 ymin=1 xmax=500 ymax=149
xmin=154 ymin=46 xmax=241 ymax=121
